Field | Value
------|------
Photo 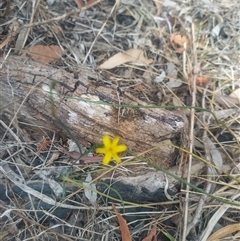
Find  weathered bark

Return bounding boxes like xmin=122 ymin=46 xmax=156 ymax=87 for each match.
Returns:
xmin=0 ymin=55 xmax=187 ymax=167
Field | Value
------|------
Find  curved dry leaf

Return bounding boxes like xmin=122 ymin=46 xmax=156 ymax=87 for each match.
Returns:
xmin=112 ymin=204 xmax=131 ymax=241
xmin=214 ymin=94 xmax=240 ymax=108
xmin=213 ymin=109 xmax=236 ymax=120
xmin=207 ymin=223 xmax=240 ymax=241
xmin=170 ymin=34 xmax=189 ymax=53
xmin=142 ymin=225 xmax=157 ymax=241
xmin=229 ymin=88 xmax=240 ymax=100
xmin=23 ymin=45 xmax=62 ymax=64
xmin=48 ymin=178 xmax=64 ymax=197
xmin=211 ymin=24 xmax=221 ymax=37
xmin=99 ymin=49 xmax=153 ymax=69
xmin=166 ymin=78 xmax=182 ymax=88
xmin=83 ymin=173 xmax=97 ymax=205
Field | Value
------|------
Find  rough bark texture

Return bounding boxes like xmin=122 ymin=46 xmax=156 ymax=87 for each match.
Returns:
xmin=0 ymin=55 xmax=187 ymax=167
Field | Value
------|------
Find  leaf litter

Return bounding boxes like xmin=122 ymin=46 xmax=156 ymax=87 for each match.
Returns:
xmin=99 ymin=48 xmax=153 ymax=69
xmin=0 ymin=0 xmax=240 ymax=240
xmin=22 ymin=45 xmax=63 ymax=64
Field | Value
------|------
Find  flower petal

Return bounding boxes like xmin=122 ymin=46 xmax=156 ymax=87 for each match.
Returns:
xmin=112 ymin=153 xmax=121 ymax=163
xmin=102 ymin=152 xmax=112 ymax=165
xmin=103 ymin=135 xmax=111 ymax=147
xmin=95 ymin=147 xmax=107 ymax=154
xmin=112 ymin=136 xmax=120 ymax=147
xmin=115 ymin=144 xmax=127 ymax=153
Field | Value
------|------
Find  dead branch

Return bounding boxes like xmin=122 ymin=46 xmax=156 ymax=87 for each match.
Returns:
xmin=0 ymin=55 xmax=186 ymax=167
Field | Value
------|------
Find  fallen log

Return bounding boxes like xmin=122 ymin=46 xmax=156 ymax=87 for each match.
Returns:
xmin=0 ymin=55 xmax=187 ymax=167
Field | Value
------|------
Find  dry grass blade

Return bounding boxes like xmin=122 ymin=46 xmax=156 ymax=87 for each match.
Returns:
xmin=182 ymin=22 xmax=197 ymax=241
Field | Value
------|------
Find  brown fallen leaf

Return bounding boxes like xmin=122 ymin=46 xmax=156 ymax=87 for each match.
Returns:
xmin=37 ymin=136 xmax=51 ymax=154
xmin=170 ymin=34 xmax=189 ymax=54
xmin=60 ymin=147 xmax=103 ymax=163
xmin=99 ymin=49 xmax=153 ymax=69
xmin=207 ymin=223 xmax=240 ymax=241
xmin=196 ymin=76 xmax=209 ymax=85
xmin=112 ymin=204 xmax=131 ymax=241
xmin=22 ymin=45 xmax=62 ymax=64
xmin=142 ymin=225 xmax=157 ymax=241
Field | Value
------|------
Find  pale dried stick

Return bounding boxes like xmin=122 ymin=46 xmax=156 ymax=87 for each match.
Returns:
xmin=182 ymin=22 xmax=197 ymax=241
xmin=186 ymin=85 xmax=212 ymax=236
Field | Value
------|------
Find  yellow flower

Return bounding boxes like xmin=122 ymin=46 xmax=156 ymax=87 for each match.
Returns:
xmin=96 ymin=135 xmax=127 ymax=165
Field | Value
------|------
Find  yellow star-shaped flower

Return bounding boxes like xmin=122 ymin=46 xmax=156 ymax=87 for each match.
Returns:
xmin=96 ymin=135 xmax=127 ymax=165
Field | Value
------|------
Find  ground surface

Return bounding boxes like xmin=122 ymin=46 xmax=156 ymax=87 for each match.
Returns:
xmin=0 ymin=0 xmax=240 ymax=240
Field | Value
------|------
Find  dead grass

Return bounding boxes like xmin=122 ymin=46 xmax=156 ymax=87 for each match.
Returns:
xmin=0 ymin=0 xmax=240 ymax=240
